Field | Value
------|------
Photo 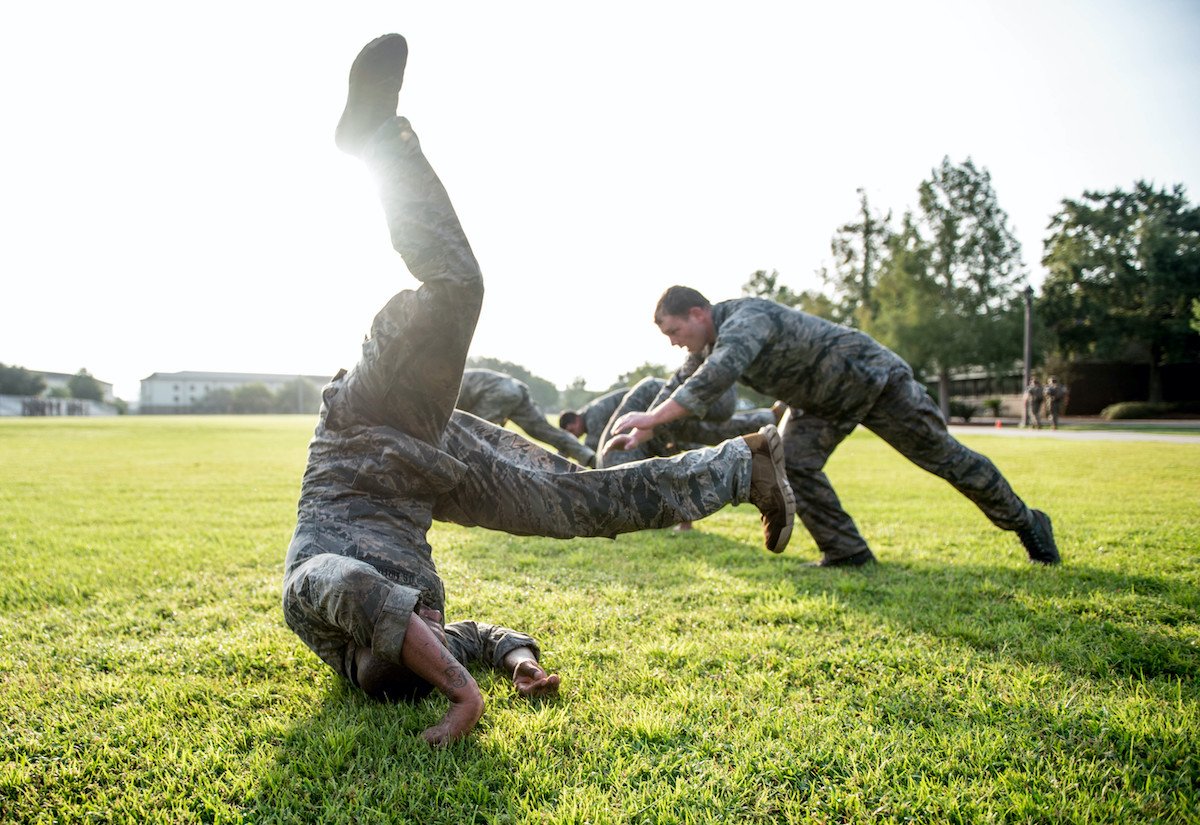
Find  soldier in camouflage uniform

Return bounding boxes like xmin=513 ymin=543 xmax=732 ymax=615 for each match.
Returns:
xmin=1022 ymin=378 xmax=1044 ymax=429
xmin=1044 ymin=376 xmax=1069 ymax=430
xmin=608 ymin=285 xmax=1060 ymax=568
xmin=558 ymin=386 xmax=628 ymax=461
xmin=592 ymin=377 xmax=778 ymax=470
xmin=282 ymin=36 xmax=795 ymax=746
xmin=456 ymin=368 xmax=595 ymax=466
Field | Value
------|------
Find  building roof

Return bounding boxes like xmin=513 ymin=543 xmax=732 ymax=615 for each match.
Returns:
xmin=141 ymin=370 xmax=334 ymax=384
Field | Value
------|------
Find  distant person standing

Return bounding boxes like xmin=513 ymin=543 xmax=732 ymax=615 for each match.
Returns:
xmin=1022 ymin=378 xmax=1044 ymax=429
xmin=1044 ymin=376 xmax=1069 ymax=430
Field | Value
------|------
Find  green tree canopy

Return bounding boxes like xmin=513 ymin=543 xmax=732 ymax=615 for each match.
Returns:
xmin=196 ymin=388 xmax=234 ymax=414
xmin=0 ymin=363 xmax=46 ymax=396
xmin=273 ymin=378 xmax=323 ymax=414
xmin=1040 ymin=181 xmax=1200 ymax=401
xmin=609 ymin=362 xmax=670 ymax=391
xmin=741 ymin=269 xmax=838 ymax=321
xmin=560 ymin=377 xmax=598 ymax=412
xmin=864 ymin=158 xmax=1026 ymax=417
xmin=67 ymin=369 xmax=104 ymax=401
xmin=231 ymin=383 xmax=274 ymax=414
xmin=827 ymin=188 xmax=893 ymax=326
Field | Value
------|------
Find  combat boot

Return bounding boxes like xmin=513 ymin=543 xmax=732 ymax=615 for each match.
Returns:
xmin=335 ymin=34 xmax=408 ymax=156
xmin=1017 ymin=509 xmax=1060 ymax=564
xmin=742 ymin=425 xmax=795 ymax=553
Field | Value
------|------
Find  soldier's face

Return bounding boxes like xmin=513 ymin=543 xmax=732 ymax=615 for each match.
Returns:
xmin=657 ymin=309 xmax=712 ymax=354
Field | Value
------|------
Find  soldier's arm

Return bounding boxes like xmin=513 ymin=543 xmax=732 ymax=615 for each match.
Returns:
xmin=444 ymin=621 xmax=559 ymax=699
xmin=668 ymin=309 xmax=771 ymax=418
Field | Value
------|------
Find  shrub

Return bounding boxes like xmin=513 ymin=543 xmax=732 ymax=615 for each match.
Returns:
xmin=982 ymin=398 xmax=1003 ymax=417
xmin=949 ymin=399 xmax=978 ymax=422
xmin=1101 ymin=401 xmax=1200 ymax=419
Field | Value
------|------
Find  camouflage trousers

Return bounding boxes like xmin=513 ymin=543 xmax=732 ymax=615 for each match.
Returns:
xmin=596 ymin=376 xmax=774 ymax=469
xmin=784 ymin=368 xmax=1033 ymax=562
xmin=434 ymin=411 xmax=755 ymax=537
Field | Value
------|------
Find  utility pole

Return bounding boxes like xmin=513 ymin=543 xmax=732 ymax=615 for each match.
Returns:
xmin=1021 ymin=286 xmax=1033 ymax=427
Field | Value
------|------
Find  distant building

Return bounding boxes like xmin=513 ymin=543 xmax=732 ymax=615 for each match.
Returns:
xmin=139 ymin=370 xmax=333 ymax=414
xmin=36 ymin=370 xmax=116 ymax=404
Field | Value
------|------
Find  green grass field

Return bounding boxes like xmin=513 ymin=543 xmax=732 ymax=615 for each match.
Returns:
xmin=1 ymin=416 xmax=1197 ymax=824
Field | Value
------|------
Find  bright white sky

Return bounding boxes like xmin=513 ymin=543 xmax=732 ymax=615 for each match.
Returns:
xmin=2 ymin=1 xmax=1198 ymax=402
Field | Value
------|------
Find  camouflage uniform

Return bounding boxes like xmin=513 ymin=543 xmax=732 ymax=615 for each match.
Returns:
xmin=457 ymin=368 xmax=596 ymax=467
xmin=1023 ymin=381 xmax=1044 ymax=429
xmin=283 ymin=117 xmax=756 ymax=686
xmin=596 ymin=376 xmax=775 ymax=469
xmin=660 ymin=297 xmax=1036 ymax=562
xmin=1044 ymin=379 xmax=1068 ymax=429
xmin=575 ymin=387 xmax=628 ymax=456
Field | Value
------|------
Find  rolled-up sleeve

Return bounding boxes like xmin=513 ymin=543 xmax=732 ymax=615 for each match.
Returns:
xmin=443 ymin=621 xmax=540 ymax=670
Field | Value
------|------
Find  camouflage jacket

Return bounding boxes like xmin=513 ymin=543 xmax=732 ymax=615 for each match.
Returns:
xmin=284 ymin=368 xmax=468 ymax=614
xmin=456 ymin=368 xmax=529 ymax=424
xmin=578 ymin=388 xmax=627 ymax=453
xmin=661 ymin=298 xmax=909 ymax=423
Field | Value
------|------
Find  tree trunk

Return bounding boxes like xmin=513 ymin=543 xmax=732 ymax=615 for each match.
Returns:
xmin=1148 ymin=348 xmax=1164 ymax=403
xmin=939 ymin=368 xmax=951 ymax=420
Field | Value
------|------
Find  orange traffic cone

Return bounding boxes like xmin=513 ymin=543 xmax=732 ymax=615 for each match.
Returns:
xmin=995 ymin=419 xmax=1002 ymax=428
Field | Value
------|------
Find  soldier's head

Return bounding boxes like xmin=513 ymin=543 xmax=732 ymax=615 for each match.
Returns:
xmin=654 ymin=286 xmax=716 ymax=354
xmin=558 ymin=410 xmax=585 ymax=436
xmin=353 ymin=605 xmax=445 ymax=704
xmin=355 ymin=652 xmax=434 ymax=703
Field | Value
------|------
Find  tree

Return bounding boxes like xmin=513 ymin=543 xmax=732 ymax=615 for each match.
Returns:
xmin=273 ymin=378 xmax=323 ymax=414
xmin=865 ymin=158 xmax=1026 ymax=418
xmin=560 ymin=377 xmax=596 ymax=412
xmin=231 ymin=383 xmax=274 ymax=414
xmin=741 ymin=269 xmax=838 ymax=321
xmin=67 ymin=368 xmax=104 ymax=401
xmin=610 ymin=362 xmax=669 ymax=390
xmin=1041 ymin=181 xmax=1200 ymax=401
xmin=0 ymin=363 xmax=46 ymax=396
xmin=827 ymin=188 xmax=892 ymax=326
xmin=196 ymin=387 xmax=234 ymax=413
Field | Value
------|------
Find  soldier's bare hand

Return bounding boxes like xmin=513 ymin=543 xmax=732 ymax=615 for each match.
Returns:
xmin=512 ymin=659 xmax=560 ymax=699
xmin=612 ymin=412 xmax=656 ymax=434
xmin=602 ymin=432 xmax=640 ymax=454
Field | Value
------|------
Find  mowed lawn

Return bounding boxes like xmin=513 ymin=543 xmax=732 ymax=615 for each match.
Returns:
xmin=1 ymin=416 xmax=1197 ymax=824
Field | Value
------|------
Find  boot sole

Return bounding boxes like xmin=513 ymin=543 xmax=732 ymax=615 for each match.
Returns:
xmin=335 ymin=34 xmax=409 ymax=154
xmin=758 ymin=424 xmax=795 ymax=553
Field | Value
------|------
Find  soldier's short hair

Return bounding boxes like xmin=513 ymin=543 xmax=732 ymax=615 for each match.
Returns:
xmin=558 ymin=410 xmax=581 ymax=430
xmin=654 ymin=286 xmax=711 ymax=324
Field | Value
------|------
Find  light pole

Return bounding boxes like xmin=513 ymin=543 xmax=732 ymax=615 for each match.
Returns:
xmin=1021 ymin=286 xmax=1033 ymax=427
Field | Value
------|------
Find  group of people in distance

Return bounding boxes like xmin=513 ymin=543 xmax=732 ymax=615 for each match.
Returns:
xmin=1023 ymin=376 xmax=1070 ymax=430
xmin=282 ymin=34 xmax=1061 ymax=745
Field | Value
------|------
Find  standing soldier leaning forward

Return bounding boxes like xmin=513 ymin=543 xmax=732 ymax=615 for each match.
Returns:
xmin=456 ymin=368 xmax=596 ymax=467
xmin=607 ymin=285 xmax=1060 ymax=568
xmin=283 ymin=35 xmax=796 ymax=746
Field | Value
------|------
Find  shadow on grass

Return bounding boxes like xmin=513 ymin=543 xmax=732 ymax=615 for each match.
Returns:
xmin=456 ymin=525 xmax=1198 ymax=684
xmin=244 ymin=677 xmax=537 ymax=824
